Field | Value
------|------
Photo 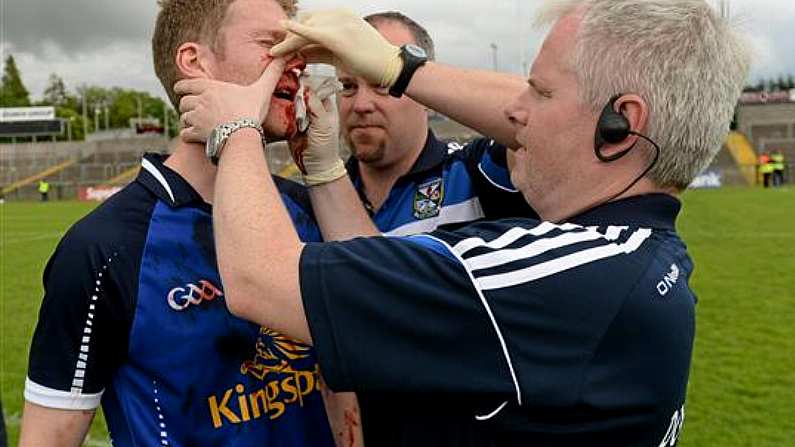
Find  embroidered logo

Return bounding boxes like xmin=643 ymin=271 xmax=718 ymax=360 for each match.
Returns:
xmin=203 ymin=328 xmax=321 ymax=428
xmin=240 ymin=327 xmax=313 ymax=380
xmin=447 ymin=142 xmax=465 ymax=154
xmin=656 ymin=264 xmax=681 ymax=297
xmin=167 ymin=280 xmax=224 ymax=311
xmin=413 ymin=178 xmax=444 ymax=220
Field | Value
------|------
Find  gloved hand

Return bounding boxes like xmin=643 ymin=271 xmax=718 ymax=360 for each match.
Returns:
xmin=271 ymin=9 xmax=403 ymax=88
xmin=289 ymin=77 xmax=347 ymax=186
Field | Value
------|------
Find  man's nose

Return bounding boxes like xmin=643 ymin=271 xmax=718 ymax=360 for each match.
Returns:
xmin=504 ymin=93 xmax=528 ymax=127
xmin=285 ymin=54 xmax=307 ymax=72
xmin=352 ymin=86 xmax=379 ymax=114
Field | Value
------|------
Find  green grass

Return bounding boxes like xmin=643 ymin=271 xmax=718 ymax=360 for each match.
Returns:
xmin=1 ymin=188 xmax=794 ymax=446
xmin=677 ymin=187 xmax=795 ymax=446
xmin=0 ymin=202 xmax=110 ymax=446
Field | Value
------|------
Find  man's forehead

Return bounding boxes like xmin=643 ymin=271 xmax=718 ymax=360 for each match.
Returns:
xmin=372 ymin=20 xmax=417 ymax=47
xmin=223 ymin=0 xmax=287 ymax=33
xmin=532 ymin=11 xmax=580 ymax=77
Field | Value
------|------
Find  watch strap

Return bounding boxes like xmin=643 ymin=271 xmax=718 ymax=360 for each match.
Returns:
xmin=206 ymin=118 xmax=266 ymax=165
xmin=389 ymin=45 xmax=428 ymax=98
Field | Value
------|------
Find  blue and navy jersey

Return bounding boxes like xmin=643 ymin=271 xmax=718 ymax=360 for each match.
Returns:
xmin=26 ymin=154 xmax=334 ymax=447
xmin=300 ymin=194 xmax=695 ymax=446
xmin=347 ymin=130 xmax=536 ymax=236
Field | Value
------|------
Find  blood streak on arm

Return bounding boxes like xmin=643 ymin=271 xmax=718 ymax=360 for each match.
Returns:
xmin=343 ymin=407 xmax=361 ymax=447
xmin=320 ymin=379 xmax=364 ymax=447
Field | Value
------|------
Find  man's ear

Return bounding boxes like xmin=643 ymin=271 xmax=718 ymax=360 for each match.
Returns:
xmin=175 ymin=42 xmax=214 ymax=79
xmin=597 ymin=94 xmax=650 ymax=160
xmin=616 ymin=94 xmax=649 ymax=134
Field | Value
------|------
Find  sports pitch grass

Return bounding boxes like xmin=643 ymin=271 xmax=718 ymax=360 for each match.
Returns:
xmin=1 ymin=187 xmax=793 ymax=446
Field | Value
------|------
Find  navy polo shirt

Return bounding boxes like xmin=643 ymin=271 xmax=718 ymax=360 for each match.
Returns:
xmin=300 ymin=194 xmax=695 ymax=446
xmin=347 ymin=130 xmax=536 ymax=236
xmin=26 ymin=154 xmax=334 ymax=447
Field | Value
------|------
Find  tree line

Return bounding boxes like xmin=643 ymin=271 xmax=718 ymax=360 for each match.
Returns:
xmin=1 ymin=54 xmax=178 ymax=142
xmin=743 ymin=75 xmax=795 ymax=93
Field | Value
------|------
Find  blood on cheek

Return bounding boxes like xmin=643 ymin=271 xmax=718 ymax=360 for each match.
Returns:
xmin=283 ymin=101 xmax=297 ymax=138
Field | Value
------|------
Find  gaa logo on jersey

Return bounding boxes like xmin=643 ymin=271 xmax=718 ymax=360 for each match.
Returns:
xmin=413 ymin=178 xmax=444 ymax=220
xmin=167 ymin=280 xmax=224 ymax=311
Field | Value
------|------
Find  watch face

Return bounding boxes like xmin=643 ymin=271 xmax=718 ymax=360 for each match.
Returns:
xmin=206 ymin=128 xmax=220 ymax=157
xmin=404 ymin=44 xmax=427 ymax=59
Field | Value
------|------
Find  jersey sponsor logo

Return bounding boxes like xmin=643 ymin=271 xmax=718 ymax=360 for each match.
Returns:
xmin=240 ymin=327 xmax=313 ymax=379
xmin=656 ymin=264 xmax=681 ymax=297
xmin=207 ymin=365 xmax=322 ymax=428
xmin=413 ymin=178 xmax=444 ymax=220
xmin=206 ymin=327 xmax=321 ymax=429
xmin=658 ymin=406 xmax=685 ymax=446
xmin=167 ymin=280 xmax=224 ymax=311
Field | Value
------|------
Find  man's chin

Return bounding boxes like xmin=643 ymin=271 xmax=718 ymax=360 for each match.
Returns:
xmin=262 ymin=121 xmax=294 ymax=143
xmin=263 ymin=102 xmax=297 ymax=142
xmin=350 ymin=144 xmax=386 ymax=165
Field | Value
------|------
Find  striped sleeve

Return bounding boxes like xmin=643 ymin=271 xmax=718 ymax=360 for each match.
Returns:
xmin=299 ymin=236 xmax=517 ymax=408
xmin=26 ymin=227 xmax=131 ymax=410
xmin=300 ymin=218 xmax=661 ymax=416
xmin=442 ymin=221 xmax=652 ymax=291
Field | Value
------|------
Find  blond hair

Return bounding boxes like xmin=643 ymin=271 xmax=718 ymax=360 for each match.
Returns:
xmin=153 ymin=0 xmax=298 ymax=108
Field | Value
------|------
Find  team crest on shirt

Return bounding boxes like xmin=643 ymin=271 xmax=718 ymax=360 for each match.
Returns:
xmin=413 ymin=178 xmax=444 ymax=220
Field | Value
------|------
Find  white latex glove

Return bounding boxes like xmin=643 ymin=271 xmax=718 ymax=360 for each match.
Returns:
xmin=289 ymin=77 xmax=346 ymax=186
xmin=271 ymin=9 xmax=403 ymax=88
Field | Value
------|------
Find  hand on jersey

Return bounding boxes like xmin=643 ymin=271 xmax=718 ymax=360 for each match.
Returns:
xmin=289 ymin=77 xmax=347 ymax=186
xmin=174 ymin=58 xmax=287 ymax=143
xmin=271 ymin=9 xmax=403 ymax=88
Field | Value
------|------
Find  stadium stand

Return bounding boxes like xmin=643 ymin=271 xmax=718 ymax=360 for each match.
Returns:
xmin=724 ymin=131 xmax=759 ymax=185
xmin=0 ymin=135 xmax=169 ymax=200
xmin=1 ymin=112 xmax=786 ymax=201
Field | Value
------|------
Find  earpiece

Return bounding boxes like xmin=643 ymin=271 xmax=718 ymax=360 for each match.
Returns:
xmin=594 ymin=95 xmax=632 ymax=162
xmin=558 ymin=93 xmax=662 ymax=219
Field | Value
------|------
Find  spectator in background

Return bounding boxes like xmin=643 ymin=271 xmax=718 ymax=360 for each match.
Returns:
xmin=38 ymin=179 xmax=50 ymax=202
xmin=759 ymin=152 xmax=773 ymax=188
xmin=771 ymin=149 xmax=785 ymax=186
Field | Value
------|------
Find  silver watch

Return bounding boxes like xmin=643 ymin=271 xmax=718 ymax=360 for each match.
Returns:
xmin=205 ymin=118 xmax=266 ymax=165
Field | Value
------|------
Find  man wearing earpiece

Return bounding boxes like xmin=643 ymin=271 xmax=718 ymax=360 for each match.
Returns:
xmin=176 ymin=0 xmax=751 ymax=444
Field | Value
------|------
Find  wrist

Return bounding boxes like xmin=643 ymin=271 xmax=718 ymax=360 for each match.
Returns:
xmin=304 ymin=159 xmax=347 ymax=186
xmin=218 ymin=128 xmax=265 ymax=164
xmin=206 ymin=118 xmax=266 ymax=165
xmin=388 ymin=44 xmax=428 ymax=97
xmin=381 ymin=46 xmax=404 ymax=88
xmin=227 ymin=127 xmax=264 ymax=145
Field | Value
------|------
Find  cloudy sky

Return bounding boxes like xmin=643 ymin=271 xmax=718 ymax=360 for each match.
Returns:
xmin=1 ymin=0 xmax=793 ymax=102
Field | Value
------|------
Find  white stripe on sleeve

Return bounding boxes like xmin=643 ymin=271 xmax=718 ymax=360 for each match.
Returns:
xmin=475 ymin=228 xmax=653 ymax=291
xmin=24 ymin=377 xmax=103 ymax=410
